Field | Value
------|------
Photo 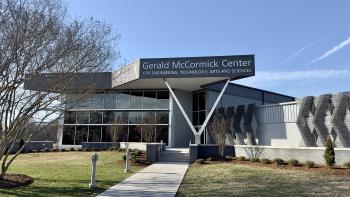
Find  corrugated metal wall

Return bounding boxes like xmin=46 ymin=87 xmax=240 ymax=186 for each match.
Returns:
xmin=256 ymin=101 xmax=299 ymax=124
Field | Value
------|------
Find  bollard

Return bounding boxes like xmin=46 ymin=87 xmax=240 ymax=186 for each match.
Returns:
xmin=89 ymin=153 xmax=98 ymax=188
xmin=124 ymin=143 xmax=130 ymax=173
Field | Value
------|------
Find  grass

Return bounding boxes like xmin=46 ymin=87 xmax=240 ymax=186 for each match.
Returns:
xmin=177 ymin=163 xmax=350 ymax=197
xmin=0 ymin=151 xmax=145 ymax=197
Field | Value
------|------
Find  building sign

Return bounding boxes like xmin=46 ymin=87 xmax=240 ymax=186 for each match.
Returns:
xmin=139 ymin=55 xmax=255 ymax=78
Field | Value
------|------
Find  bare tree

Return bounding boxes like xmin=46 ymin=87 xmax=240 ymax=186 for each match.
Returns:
xmin=209 ymin=113 xmax=230 ymax=158
xmin=136 ymin=117 xmax=157 ymax=143
xmin=107 ymin=117 xmax=126 ymax=144
xmin=243 ymin=144 xmax=264 ymax=160
xmin=0 ymin=0 xmax=118 ymax=179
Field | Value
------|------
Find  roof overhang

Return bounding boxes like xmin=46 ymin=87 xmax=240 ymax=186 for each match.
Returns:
xmin=112 ymin=55 xmax=255 ymax=91
xmin=25 ymin=55 xmax=255 ymax=93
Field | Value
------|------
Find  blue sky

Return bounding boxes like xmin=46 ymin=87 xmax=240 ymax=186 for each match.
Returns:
xmin=68 ymin=0 xmax=350 ymax=97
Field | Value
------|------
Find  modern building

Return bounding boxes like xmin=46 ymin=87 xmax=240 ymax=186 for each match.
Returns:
xmin=25 ymin=55 xmax=350 ymax=153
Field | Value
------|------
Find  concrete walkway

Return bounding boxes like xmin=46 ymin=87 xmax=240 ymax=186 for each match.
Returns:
xmin=98 ymin=162 xmax=189 ymax=197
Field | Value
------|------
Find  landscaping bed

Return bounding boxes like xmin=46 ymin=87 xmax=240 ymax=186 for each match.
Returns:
xmin=201 ymin=157 xmax=350 ymax=176
xmin=0 ymin=174 xmax=33 ymax=188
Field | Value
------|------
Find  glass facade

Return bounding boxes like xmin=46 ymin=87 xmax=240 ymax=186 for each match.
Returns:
xmin=62 ymin=90 xmax=169 ymax=145
xmin=192 ymin=90 xmax=207 ymax=144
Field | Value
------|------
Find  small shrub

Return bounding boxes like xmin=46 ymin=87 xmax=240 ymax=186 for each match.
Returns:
xmin=324 ymin=136 xmax=335 ymax=167
xmin=206 ymin=157 xmax=213 ymax=161
xmin=195 ymin=159 xmax=205 ymax=164
xmin=238 ymin=156 xmax=246 ymax=161
xmin=273 ymin=158 xmax=284 ymax=166
xmin=93 ymin=148 xmax=100 ymax=152
xmin=77 ymin=148 xmax=83 ymax=151
xmin=102 ymin=148 xmax=107 ymax=151
xmin=109 ymin=147 xmax=115 ymax=151
xmin=43 ymin=148 xmax=50 ymax=152
xmin=305 ymin=161 xmax=315 ymax=168
xmin=288 ymin=159 xmax=299 ymax=166
xmin=118 ymin=148 xmax=126 ymax=152
xmin=122 ymin=155 xmax=127 ymax=161
xmin=131 ymin=154 xmax=137 ymax=160
xmin=250 ymin=158 xmax=260 ymax=162
xmin=83 ymin=148 xmax=89 ymax=152
xmin=262 ymin=158 xmax=272 ymax=164
xmin=225 ymin=156 xmax=234 ymax=161
xmin=343 ymin=162 xmax=350 ymax=169
xmin=60 ymin=149 xmax=66 ymax=152
xmin=70 ymin=148 xmax=75 ymax=151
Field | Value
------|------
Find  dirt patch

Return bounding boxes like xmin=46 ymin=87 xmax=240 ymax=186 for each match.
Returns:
xmin=0 ymin=174 xmax=33 ymax=188
xmin=198 ymin=160 xmax=350 ymax=176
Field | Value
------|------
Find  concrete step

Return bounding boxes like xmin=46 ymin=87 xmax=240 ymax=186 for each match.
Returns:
xmin=158 ymin=148 xmax=190 ymax=162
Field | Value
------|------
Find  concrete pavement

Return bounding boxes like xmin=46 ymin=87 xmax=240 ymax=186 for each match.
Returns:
xmin=98 ymin=161 xmax=189 ymax=197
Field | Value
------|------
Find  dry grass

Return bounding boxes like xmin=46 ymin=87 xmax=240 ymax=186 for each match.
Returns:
xmin=0 ymin=151 xmax=145 ymax=197
xmin=177 ymin=163 xmax=350 ymax=197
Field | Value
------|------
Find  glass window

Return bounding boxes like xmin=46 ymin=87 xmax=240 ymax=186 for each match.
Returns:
xmin=101 ymin=126 xmax=112 ymax=142
xmin=104 ymin=94 xmax=117 ymax=109
xmin=199 ymin=111 xmax=206 ymax=125
xmin=106 ymin=124 xmax=128 ymax=142
xmin=199 ymin=91 xmax=206 ymax=111
xmin=65 ymin=95 xmax=79 ymax=109
xmin=193 ymin=112 xmax=199 ymax=125
xmin=129 ymin=111 xmax=143 ymax=124
xmin=193 ymin=93 xmax=199 ymax=111
xmin=128 ymin=125 xmax=141 ymax=142
xmin=143 ymin=91 xmax=156 ymax=109
xmin=130 ymin=91 xmax=143 ymax=109
xmin=90 ymin=112 xmax=102 ymax=124
xmin=76 ymin=112 xmax=89 ymax=124
xmin=62 ymin=126 xmax=75 ymax=145
xmin=103 ymin=111 xmax=115 ymax=124
xmin=75 ymin=126 xmax=88 ymax=145
xmin=88 ymin=126 xmax=101 ymax=142
xmin=117 ymin=92 xmax=130 ymax=109
xmin=91 ymin=94 xmax=104 ymax=109
xmin=156 ymin=126 xmax=169 ymax=145
xmin=78 ymin=96 xmax=91 ymax=109
xmin=156 ymin=112 xmax=168 ymax=124
xmin=115 ymin=112 xmax=128 ymax=124
xmin=157 ymin=91 xmax=169 ymax=109
xmin=64 ymin=111 xmax=76 ymax=124
xmin=144 ymin=112 xmax=155 ymax=124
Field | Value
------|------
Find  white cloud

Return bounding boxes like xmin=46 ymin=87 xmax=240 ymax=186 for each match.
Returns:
xmin=278 ymin=39 xmax=321 ymax=66
xmin=237 ymin=69 xmax=350 ymax=86
xmin=309 ymin=36 xmax=350 ymax=65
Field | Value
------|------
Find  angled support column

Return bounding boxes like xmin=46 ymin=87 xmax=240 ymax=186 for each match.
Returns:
xmin=197 ymin=79 xmax=230 ymax=143
xmin=164 ymin=79 xmax=197 ymax=137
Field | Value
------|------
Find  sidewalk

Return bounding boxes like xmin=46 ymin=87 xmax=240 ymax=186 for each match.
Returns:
xmin=98 ymin=162 xmax=189 ymax=197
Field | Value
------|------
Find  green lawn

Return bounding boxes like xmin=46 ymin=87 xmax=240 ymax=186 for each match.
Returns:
xmin=0 ymin=151 xmax=144 ymax=197
xmin=177 ymin=163 xmax=350 ymax=197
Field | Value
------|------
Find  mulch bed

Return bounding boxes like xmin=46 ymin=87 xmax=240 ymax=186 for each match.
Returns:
xmin=0 ymin=174 xmax=33 ymax=188
xmin=196 ymin=159 xmax=350 ymax=176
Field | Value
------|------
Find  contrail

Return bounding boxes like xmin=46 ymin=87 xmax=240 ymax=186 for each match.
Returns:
xmin=236 ymin=69 xmax=350 ymax=86
xmin=277 ymin=39 xmax=322 ymax=66
xmin=309 ymin=36 xmax=350 ymax=65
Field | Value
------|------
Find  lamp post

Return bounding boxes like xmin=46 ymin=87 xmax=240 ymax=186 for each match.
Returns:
xmin=124 ymin=143 xmax=130 ymax=173
xmin=89 ymin=153 xmax=98 ymax=188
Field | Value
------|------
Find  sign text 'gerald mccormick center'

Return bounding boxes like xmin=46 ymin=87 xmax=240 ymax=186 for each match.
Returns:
xmin=139 ymin=55 xmax=255 ymax=78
